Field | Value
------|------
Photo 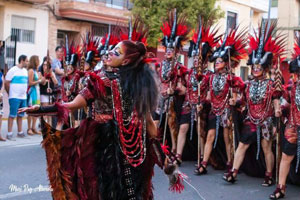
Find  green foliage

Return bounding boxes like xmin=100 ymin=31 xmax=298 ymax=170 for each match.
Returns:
xmin=130 ymin=0 xmax=224 ymax=47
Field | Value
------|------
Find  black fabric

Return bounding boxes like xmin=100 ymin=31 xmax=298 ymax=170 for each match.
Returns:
xmin=95 ymin=120 xmax=155 ymax=200
xmin=207 ymin=113 xmax=218 ymax=130
xmin=38 ymin=65 xmax=55 ymax=95
xmin=152 ymin=112 xmax=160 ymax=121
xmin=179 ymin=113 xmax=191 ymax=125
xmin=239 ymin=122 xmax=257 ymax=144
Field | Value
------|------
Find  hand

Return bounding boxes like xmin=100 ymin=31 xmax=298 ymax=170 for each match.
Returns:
xmin=66 ymin=91 xmax=71 ymax=97
xmin=41 ymin=77 xmax=46 ymax=83
xmin=167 ymin=88 xmax=174 ymax=95
xmin=0 ymin=93 xmax=2 ymax=101
xmin=18 ymin=105 xmax=40 ymax=114
xmin=275 ymin=109 xmax=282 ymax=117
xmin=47 ymin=88 xmax=52 ymax=93
xmin=196 ymin=104 xmax=203 ymax=113
xmin=229 ymin=98 xmax=236 ymax=106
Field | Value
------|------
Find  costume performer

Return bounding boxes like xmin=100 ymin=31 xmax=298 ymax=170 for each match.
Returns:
xmin=224 ymin=20 xmax=284 ymax=186
xmin=154 ymin=10 xmax=190 ymax=165
xmin=19 ymin=39 xmax=185 ymax=200
xmin=196 ymin=26 xmax=247 ymax=175
xmin=270 ymin=32 xmax=300 ymax=199
xmin=187 ymin=18 xmax=220 ymax=172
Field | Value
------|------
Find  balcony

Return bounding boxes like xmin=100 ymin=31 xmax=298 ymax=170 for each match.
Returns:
xmin=251 ymin=0 xmax=269 ymax=12
xmin=58 ymin=0 xmax=130 ymax=24
xmin=17 ymin=0 xmax=49 ymax=3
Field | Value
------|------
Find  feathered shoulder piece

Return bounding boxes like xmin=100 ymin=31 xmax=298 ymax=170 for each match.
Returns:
xmin=160 ymin=9 xmax=191 ymax=49
xmin=83 ymin=32 xmax=100 ymax=64
xmin=188 ymin=17 xmax=220 ymax=63
xmin=99 ymin=25 xmax=120 ymax=56
xmin=120 ymin=17 xmax=148 ymax=45
xmin=289 ymin=32 xmax=300 ymax=73
xmin=210 ymin=25 xmax=248 ymax=67
xmin=248 ymin=19 xmax=286 ymax=68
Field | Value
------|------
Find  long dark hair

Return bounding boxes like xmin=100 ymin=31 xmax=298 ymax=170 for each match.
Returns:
xmin=118 ymin=41 xmax=159 ymax=117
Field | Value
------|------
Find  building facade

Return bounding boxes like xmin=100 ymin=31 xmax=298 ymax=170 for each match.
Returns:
xmin=0 ymin=0 xmax=49 ymax=70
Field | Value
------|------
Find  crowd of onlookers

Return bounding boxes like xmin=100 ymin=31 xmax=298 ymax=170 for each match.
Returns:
xmin=0 ymin=46 xmax=64 ymax=141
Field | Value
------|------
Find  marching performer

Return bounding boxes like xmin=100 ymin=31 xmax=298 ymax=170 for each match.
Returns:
xmin=269 ymin=32 xmax=300 ymax=199
xmin=196 ymin=25 xmax=247 ymax=175
xmin=19 ymin=38 xmax=185 ymax=199
xmin=187 ymin=19 xmax=220 ymax=173
xmin=224 ymin=20 xmax=285 ymax=186
xmin=154 ymin=9 xmax=190 ymax=165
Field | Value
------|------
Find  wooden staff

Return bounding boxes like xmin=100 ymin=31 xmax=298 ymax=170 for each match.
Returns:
xmin=274 ymin=56 xmax=283 ymax=184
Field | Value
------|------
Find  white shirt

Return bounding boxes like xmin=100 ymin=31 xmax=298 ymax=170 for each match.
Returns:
xmin=5 ymin=66 xmax=28 ymax=99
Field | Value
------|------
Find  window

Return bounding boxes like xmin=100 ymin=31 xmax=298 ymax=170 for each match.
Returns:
xmin=11 ymin=15 xmax=35 ymax=44
xmin=227 ymin=11 xmax=237 ymax=30
xmin=240 ymin=66 xmax=249 ymax=81
xmin=92 ymin=24 xmax=109 ymax=37
xmin=271 ymin=0 xmax=278 ymax=7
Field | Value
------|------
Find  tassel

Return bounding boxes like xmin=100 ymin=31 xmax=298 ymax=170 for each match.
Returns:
xmin=256 ymin=125 xmax=261 ymax=160
xmin=296 ymin=127 xmax=300 ymax=173
xmin=161 ymin=143 xmax=170 ymax=155
xmin=214 ymin=115 xmax=220 ymax=148
xmin=55 ymin=103 xmax=70 ymax=125
xmin=168 ymin=171 xmax=187 ymax=193
xmin=190 ymin=106 xmax=195 ymax=141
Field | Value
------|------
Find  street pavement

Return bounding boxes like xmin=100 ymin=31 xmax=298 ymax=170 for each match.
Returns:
xmin=0 ymin=120 xmax=299 ymax=200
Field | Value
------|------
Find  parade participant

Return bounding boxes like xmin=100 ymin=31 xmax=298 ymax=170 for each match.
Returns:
xmin=187 ymin=18 xmax=219 ymax=172
xmin=155 ymin=9 xmax=190 ymax=165
xmin=269 ymin=32 xmax=300 ymax=199
xmin=19 ymin=40 xmax=184 ymax=200
xmin=96 ymin=25 xmax=120 ymax=72
xmin=224 ymin=20 xmax=285 ymax=186
xmin=196 ymin=26 xmax=247 ymax=175
xmin=61 ymin=42 xmax=83 ymax=127
xmin=84 ymin=33 xmax=100 ymax=73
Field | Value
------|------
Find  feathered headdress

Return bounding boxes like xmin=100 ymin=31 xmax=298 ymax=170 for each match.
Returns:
xmin=98 ymin=25 xmax=120 ymax=56
xmin=69 ymin=42 xmax=82 ymax=67
xmin=289 ymin=31 xmax=300 ymax=73
xmin=120 ymin=17 xmax=148 ymax=45
xmin=188 ymin=17 xmax=220 ymax=63
xmin=210 ymin=25 xmax=248 ymax=68
xmin=84 ymin=32 xmax=100 ymax=64
xmin=160 ymin=9 xmax=190 ymax=49
xmin=247 ymin=19 xmax=285 ymax=69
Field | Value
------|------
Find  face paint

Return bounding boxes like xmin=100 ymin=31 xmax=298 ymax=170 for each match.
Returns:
xmin=214 ymin=57 xmax=225 ymax=72
xmin=107 ymin=42 xmax=125 ymax=68
xmin=252 ymin=64 xmax=264 ymax=78
xmin=166 ymin=48 xmax=174 ymax=59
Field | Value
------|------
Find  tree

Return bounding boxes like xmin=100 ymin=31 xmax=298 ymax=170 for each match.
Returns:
xmin=130 ymin=0 xmax=224 ymax=47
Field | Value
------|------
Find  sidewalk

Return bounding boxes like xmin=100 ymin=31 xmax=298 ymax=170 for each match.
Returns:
xmin=0 ymin=119 xmax=42 ymax=148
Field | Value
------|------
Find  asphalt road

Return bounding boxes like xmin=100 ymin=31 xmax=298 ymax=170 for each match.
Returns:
xmin=0 ymin=120 xmax=299 ymax=200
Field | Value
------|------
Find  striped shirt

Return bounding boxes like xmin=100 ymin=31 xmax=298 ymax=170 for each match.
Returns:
xmin=5 ymin=66 xmax=28 ymax=99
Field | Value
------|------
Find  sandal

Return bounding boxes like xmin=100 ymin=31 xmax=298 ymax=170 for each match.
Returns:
xmin=173 ymin=154 xmax=182 ymax=166
xmin=226 ymin=162 xmax=233 ymax=173
xmin=32 ymin=128 xmax=42 ymax=135
xmin=194 ymin=161 xmax=207 ymax=175
xmin=27 ymin=128 xmax=34 ymax=136
xmin=0 ymin=136 xmax=6 ymax=141
xmin=262 ymin=172 xmax=274 ymax=187
xmin=269 ymin=184 xmax=286 ymax=199
xmin=223 ymin=169 xmax=238 ymax=183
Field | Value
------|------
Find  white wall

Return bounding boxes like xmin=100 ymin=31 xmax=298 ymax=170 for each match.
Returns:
xmin=1 ymin=2 xmax=49 ymax=65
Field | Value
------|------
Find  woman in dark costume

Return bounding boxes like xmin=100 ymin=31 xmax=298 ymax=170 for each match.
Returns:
xmin=224 ymin=20 xmax=285 ymax=186
xmin=195 ymin=26 xmax=247 ymax=175
xmin=19 ymin=40 xmax=182 ymax=200
xmin=269 ymin=32 xmax=300 ymax=199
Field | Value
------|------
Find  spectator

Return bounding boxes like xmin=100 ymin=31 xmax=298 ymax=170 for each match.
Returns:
xmin=38 ymin=56 xmax=58 ymax=124
xmin=27 ymin=55 xmax=42 ymax=135
xmin=51 ymin=46 xmax=64 ymax=87
xmin=0 ymin=69 xmax=5 ymax=141
xmin=5 ymin=55 xmax=28 ymax=140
